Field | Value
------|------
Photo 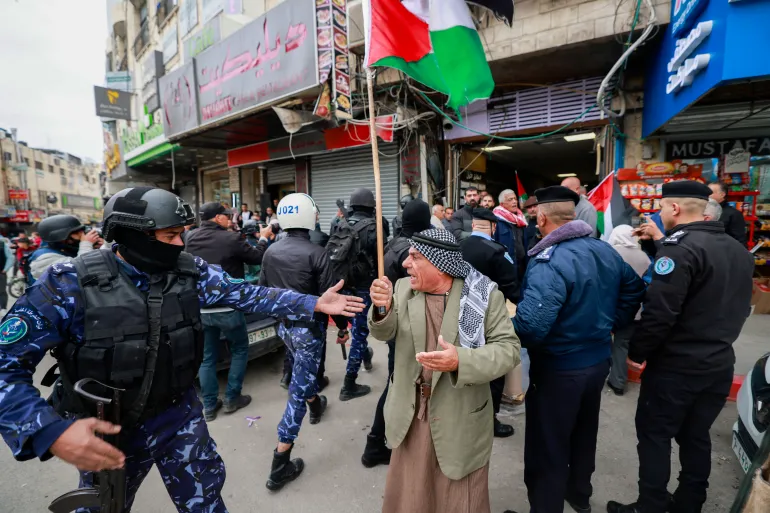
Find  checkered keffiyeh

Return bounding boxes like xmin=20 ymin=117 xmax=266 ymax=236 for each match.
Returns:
xmin=409 ymin=229 xmax=496 ymax=349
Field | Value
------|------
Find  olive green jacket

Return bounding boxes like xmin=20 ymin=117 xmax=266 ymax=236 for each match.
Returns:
xmin=368 ymin=277 xmax=520 ymax=480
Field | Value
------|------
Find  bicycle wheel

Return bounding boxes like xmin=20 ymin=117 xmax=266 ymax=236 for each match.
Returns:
xmin=8 ymin=278 xmax=26 ymax=299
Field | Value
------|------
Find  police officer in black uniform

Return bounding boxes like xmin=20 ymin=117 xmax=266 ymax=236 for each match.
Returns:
xmin=608 ymin=181 xmax=754 ymax=513
xmin=460 ymin=207 xmax=519 ymax=438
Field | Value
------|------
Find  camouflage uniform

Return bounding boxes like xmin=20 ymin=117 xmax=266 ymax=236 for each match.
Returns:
xmin=346 ymin=290 xmax=372 ymax=376
xmin=276 ymin=320 xmax=325 ymax=443
xmin=0 ymin=247 xmax=319 ymax=512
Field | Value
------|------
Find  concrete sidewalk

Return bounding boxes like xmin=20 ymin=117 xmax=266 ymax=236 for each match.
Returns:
xmin=0 ymin=314 xmax=766 ymax=512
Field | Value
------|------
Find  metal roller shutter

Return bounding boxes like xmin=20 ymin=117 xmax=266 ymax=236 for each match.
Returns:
xmin=267 ymin=163 xmax=296 ymax=185
xmin=311 ymin=144 xmax=400 ymax=234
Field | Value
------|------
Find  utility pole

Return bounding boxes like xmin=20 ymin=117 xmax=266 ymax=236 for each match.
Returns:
xmin=10 ymin=128 xmax=29 ymax=211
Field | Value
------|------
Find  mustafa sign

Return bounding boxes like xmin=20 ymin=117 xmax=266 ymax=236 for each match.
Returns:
xmin=666 ymin=137 xmax=770 ymax=159
xmin=195 ymin=0 xmax=317 ymax=125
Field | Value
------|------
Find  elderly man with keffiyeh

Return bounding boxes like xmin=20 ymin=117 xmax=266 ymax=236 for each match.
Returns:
xmin=368 ymin=228 xmax=520 ymax=513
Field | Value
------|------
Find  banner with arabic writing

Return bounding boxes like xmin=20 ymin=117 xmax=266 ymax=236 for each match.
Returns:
xmin=195 ymin=0 xmax=318 ymax=126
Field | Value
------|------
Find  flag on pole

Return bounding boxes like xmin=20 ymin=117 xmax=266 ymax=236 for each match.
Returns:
xmin=363 ymin=0 xmax=495 ymax=110
xmin=588 ymin=173 xmax=635 ymax=240
xmin=516 ymin=172 xmax=528 ymax=204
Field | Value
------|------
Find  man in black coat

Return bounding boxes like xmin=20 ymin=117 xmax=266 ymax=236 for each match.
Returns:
xmin=460 ymin=207 xmax=519 ymax=439
xmin=450 ymin=186 xmax=480 ymax=241
xmin=184 ymin=202 xmax=273 ymax=421
xmin=708 ymin=182 xmax=748 ymax=245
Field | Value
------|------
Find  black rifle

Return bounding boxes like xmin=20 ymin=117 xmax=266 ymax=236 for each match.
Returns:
xmin=48 ymin=378 xmax=126 ymax=513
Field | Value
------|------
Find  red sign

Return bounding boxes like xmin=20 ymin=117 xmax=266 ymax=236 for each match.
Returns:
xmin=616 ymin=161 xmax=705 ymax=181
xmin=7 ymin=210 xmax=30 ymax=223
xmin=227 ymin=115 xmax=396 ymax=167
xmin=8 ymin=189 xmax=29 ymax=201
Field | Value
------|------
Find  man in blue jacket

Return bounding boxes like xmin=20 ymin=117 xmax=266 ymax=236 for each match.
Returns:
xmin=511 ymin=186 xmax=645 ymax=513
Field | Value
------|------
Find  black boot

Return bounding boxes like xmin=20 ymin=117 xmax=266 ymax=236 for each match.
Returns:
xmin=316 ymin=375 xmax=330 ymax=392
xmin=363 ymin=347 xmax=374 ymax=371
xmin=564 ymin=492 xmax=591 ymax=513
xmin=494 ymin=417 xmax=515 ymax=438
xmin=279 ymin=372 xmax=291 ymax=390
xmin=606 ymin=501 xmax=641 ymax=513
xmin=361 ymin=434 xmax=392 ymax=468
xmin=266 ymin=445 xmax=305 ymax=491
xmin=308 ymin=395 xmax=327 ymax=425
xmin=339 ymin=374 xmax=371 ymax=401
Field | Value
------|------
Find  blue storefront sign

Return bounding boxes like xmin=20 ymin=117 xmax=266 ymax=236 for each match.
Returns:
xmin=643 ymin=0 xmax=770 ymax=137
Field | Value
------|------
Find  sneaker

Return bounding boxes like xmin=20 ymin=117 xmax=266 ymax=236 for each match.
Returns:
xmin=363 ymin=347 xmax=374 ymax=371
xmin=204 ymin=399 xmax=223 ymax=422
xmin=224 ymin=394 xmax=252 ymax=414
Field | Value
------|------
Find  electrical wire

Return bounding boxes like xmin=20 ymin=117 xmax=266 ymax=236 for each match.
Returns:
xmin=597 ymin=0 xmax=657 ymax=118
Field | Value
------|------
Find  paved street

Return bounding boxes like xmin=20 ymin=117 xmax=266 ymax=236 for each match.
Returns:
xmin=0 ymin=315 xmax=767 ymax=513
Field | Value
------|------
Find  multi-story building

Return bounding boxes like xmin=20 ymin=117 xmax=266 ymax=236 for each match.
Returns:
xmin=0 ymin=128 xmax=104 ymax=228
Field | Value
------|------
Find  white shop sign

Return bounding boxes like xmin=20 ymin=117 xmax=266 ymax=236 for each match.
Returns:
xmin=666 ymin=20 xmax=713 ymax=95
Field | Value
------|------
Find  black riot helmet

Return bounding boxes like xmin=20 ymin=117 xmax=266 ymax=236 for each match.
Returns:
xmin=103 ymin=187 xmax=195 ymax=274
xmin=349 ymin=188 xmax=375 ymax=209
xmin=38 ymin=215 xmax=85 ymax=242
xmin=399 ymin=194 xmax=415 ymax=210
xmin=103 ymin=187 xmax=195 ymax=242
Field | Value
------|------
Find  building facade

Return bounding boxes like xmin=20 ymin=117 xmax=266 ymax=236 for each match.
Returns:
xmin=0 ymin=129 xmax=104 ymax=226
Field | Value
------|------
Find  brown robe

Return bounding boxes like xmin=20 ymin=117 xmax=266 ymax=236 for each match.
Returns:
xmin=382 ymin=294 xmax=491 ymax=513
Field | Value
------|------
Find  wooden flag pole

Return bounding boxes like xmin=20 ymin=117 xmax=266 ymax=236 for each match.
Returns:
xmin=366 ymin=68 xmax=387 ymax=315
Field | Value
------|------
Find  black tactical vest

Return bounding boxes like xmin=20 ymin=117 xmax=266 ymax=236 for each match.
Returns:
xmin=55 ymin=250 xmax=204 ymax=424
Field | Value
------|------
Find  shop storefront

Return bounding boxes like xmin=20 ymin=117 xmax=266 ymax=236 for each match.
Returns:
xmin=444 ymin=77 xmax=613 ymax=205
xmin=642 ymin=0 xmax=770 ymax=259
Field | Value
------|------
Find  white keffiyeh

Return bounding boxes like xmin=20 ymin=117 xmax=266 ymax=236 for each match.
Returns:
xmin=410 ymin=229 xmax=495 ymax=349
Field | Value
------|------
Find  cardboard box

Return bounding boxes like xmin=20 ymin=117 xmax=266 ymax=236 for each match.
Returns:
xmin=752 ymin=278 xmax=770 ymax=315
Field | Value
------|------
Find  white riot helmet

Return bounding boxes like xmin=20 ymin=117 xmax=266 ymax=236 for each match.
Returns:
xmin=276 ymin=193 xmax=318 ymax=230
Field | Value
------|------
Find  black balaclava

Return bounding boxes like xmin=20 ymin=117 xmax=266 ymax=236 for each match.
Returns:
xmin=115 ymin=227 xmax=183 ymax=275
xmin=401 ymin=199 xmax=431 ymax=238
xmin=49 ymin=238 xmax=80 ymax=257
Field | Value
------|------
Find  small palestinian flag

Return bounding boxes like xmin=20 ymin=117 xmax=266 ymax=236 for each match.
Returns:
xmin=516 ymin=171 xmax=528 ymax=204
xmin=588 ymin=173 xmax=635 ymax=240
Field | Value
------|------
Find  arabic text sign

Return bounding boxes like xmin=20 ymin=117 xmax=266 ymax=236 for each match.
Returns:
xmin=195 ymin=0 xmax=318 ymax=125
xmin=184 ymin=16 xmax=222 ymax=63
xmin=160 ymin=61 xmax=200 ymax=138
xmin=94 ymin=86 xmax=132 ymax=120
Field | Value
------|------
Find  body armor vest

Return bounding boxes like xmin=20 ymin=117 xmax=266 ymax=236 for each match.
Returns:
xmin=55 ymin=250 xmax=204 ymax=424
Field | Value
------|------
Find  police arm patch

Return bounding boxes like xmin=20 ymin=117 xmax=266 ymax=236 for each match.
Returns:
xmin=0 ymin=317 xmax=28 ymax=345
xmin=654 ymin=256 xmax=676 ymax=275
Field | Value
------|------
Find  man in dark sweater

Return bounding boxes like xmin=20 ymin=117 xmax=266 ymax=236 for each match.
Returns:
xmin=184 ymin=202 xmax=273 ymax=421
xmin=708 ymin=182 xmax=748 ymax=245
xmin=449 ymin=186 xmax=480 ymax=241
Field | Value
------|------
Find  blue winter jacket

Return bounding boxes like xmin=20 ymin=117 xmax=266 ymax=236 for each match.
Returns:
xmin=513 ymin=221 xmax=646 ymax=371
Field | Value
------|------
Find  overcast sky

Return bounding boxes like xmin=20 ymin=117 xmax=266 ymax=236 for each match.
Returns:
xmin=0 ymin=0 xmax=107 ymax=161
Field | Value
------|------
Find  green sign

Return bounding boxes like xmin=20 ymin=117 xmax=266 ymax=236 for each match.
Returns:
xmin=122 ymin=107 xmax=165 ymax=154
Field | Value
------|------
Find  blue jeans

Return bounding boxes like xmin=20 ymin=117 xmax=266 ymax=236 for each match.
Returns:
xmin=346 ymin=290 xmax=372 ymax=376
xmin=199 ymin=311 xmax=250 ymax=412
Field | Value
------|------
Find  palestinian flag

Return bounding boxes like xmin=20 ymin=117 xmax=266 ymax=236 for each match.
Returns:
xmin=516 ymin=171 xmax=528 ymax=203
xmin=588 ymin=173 xmax=635 ymax=240
xmin=363 ymin=0 xmax=495 ymax=110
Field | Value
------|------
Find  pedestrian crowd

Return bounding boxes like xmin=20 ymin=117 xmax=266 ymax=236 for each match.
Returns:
xmin=0 ymin=174 xmax=755 ymax=513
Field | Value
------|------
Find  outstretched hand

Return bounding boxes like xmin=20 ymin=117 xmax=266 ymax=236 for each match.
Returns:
xmin=416 ymin=335 xmax=459 ymax=372
xmin=315 ymin=280 xmax=365 ymax=317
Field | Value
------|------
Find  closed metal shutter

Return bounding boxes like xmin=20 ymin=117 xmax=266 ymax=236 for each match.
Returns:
xmin=311 ymin=144 xmax=400 ymax=234
xmin=267 ymin=163 xmax=295 ymax=185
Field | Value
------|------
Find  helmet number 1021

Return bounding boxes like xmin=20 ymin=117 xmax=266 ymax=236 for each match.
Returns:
xmin=278 ymin=205 xmax=299 ymax=215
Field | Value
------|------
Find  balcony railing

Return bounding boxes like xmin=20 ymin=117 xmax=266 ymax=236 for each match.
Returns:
xmin=133 ymin=21 xmax=150 ymax=57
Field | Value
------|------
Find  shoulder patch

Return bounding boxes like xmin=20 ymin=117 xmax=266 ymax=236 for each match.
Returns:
xmin=663 ymin=230 xmax=688 ymax=245
xmin=654 ymin=256 xmax=676 ymax=275
xmin=0 ymin=317 xmax=28 ymax=345
xmin=535 ymin=245 xmax=557 ymax=261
